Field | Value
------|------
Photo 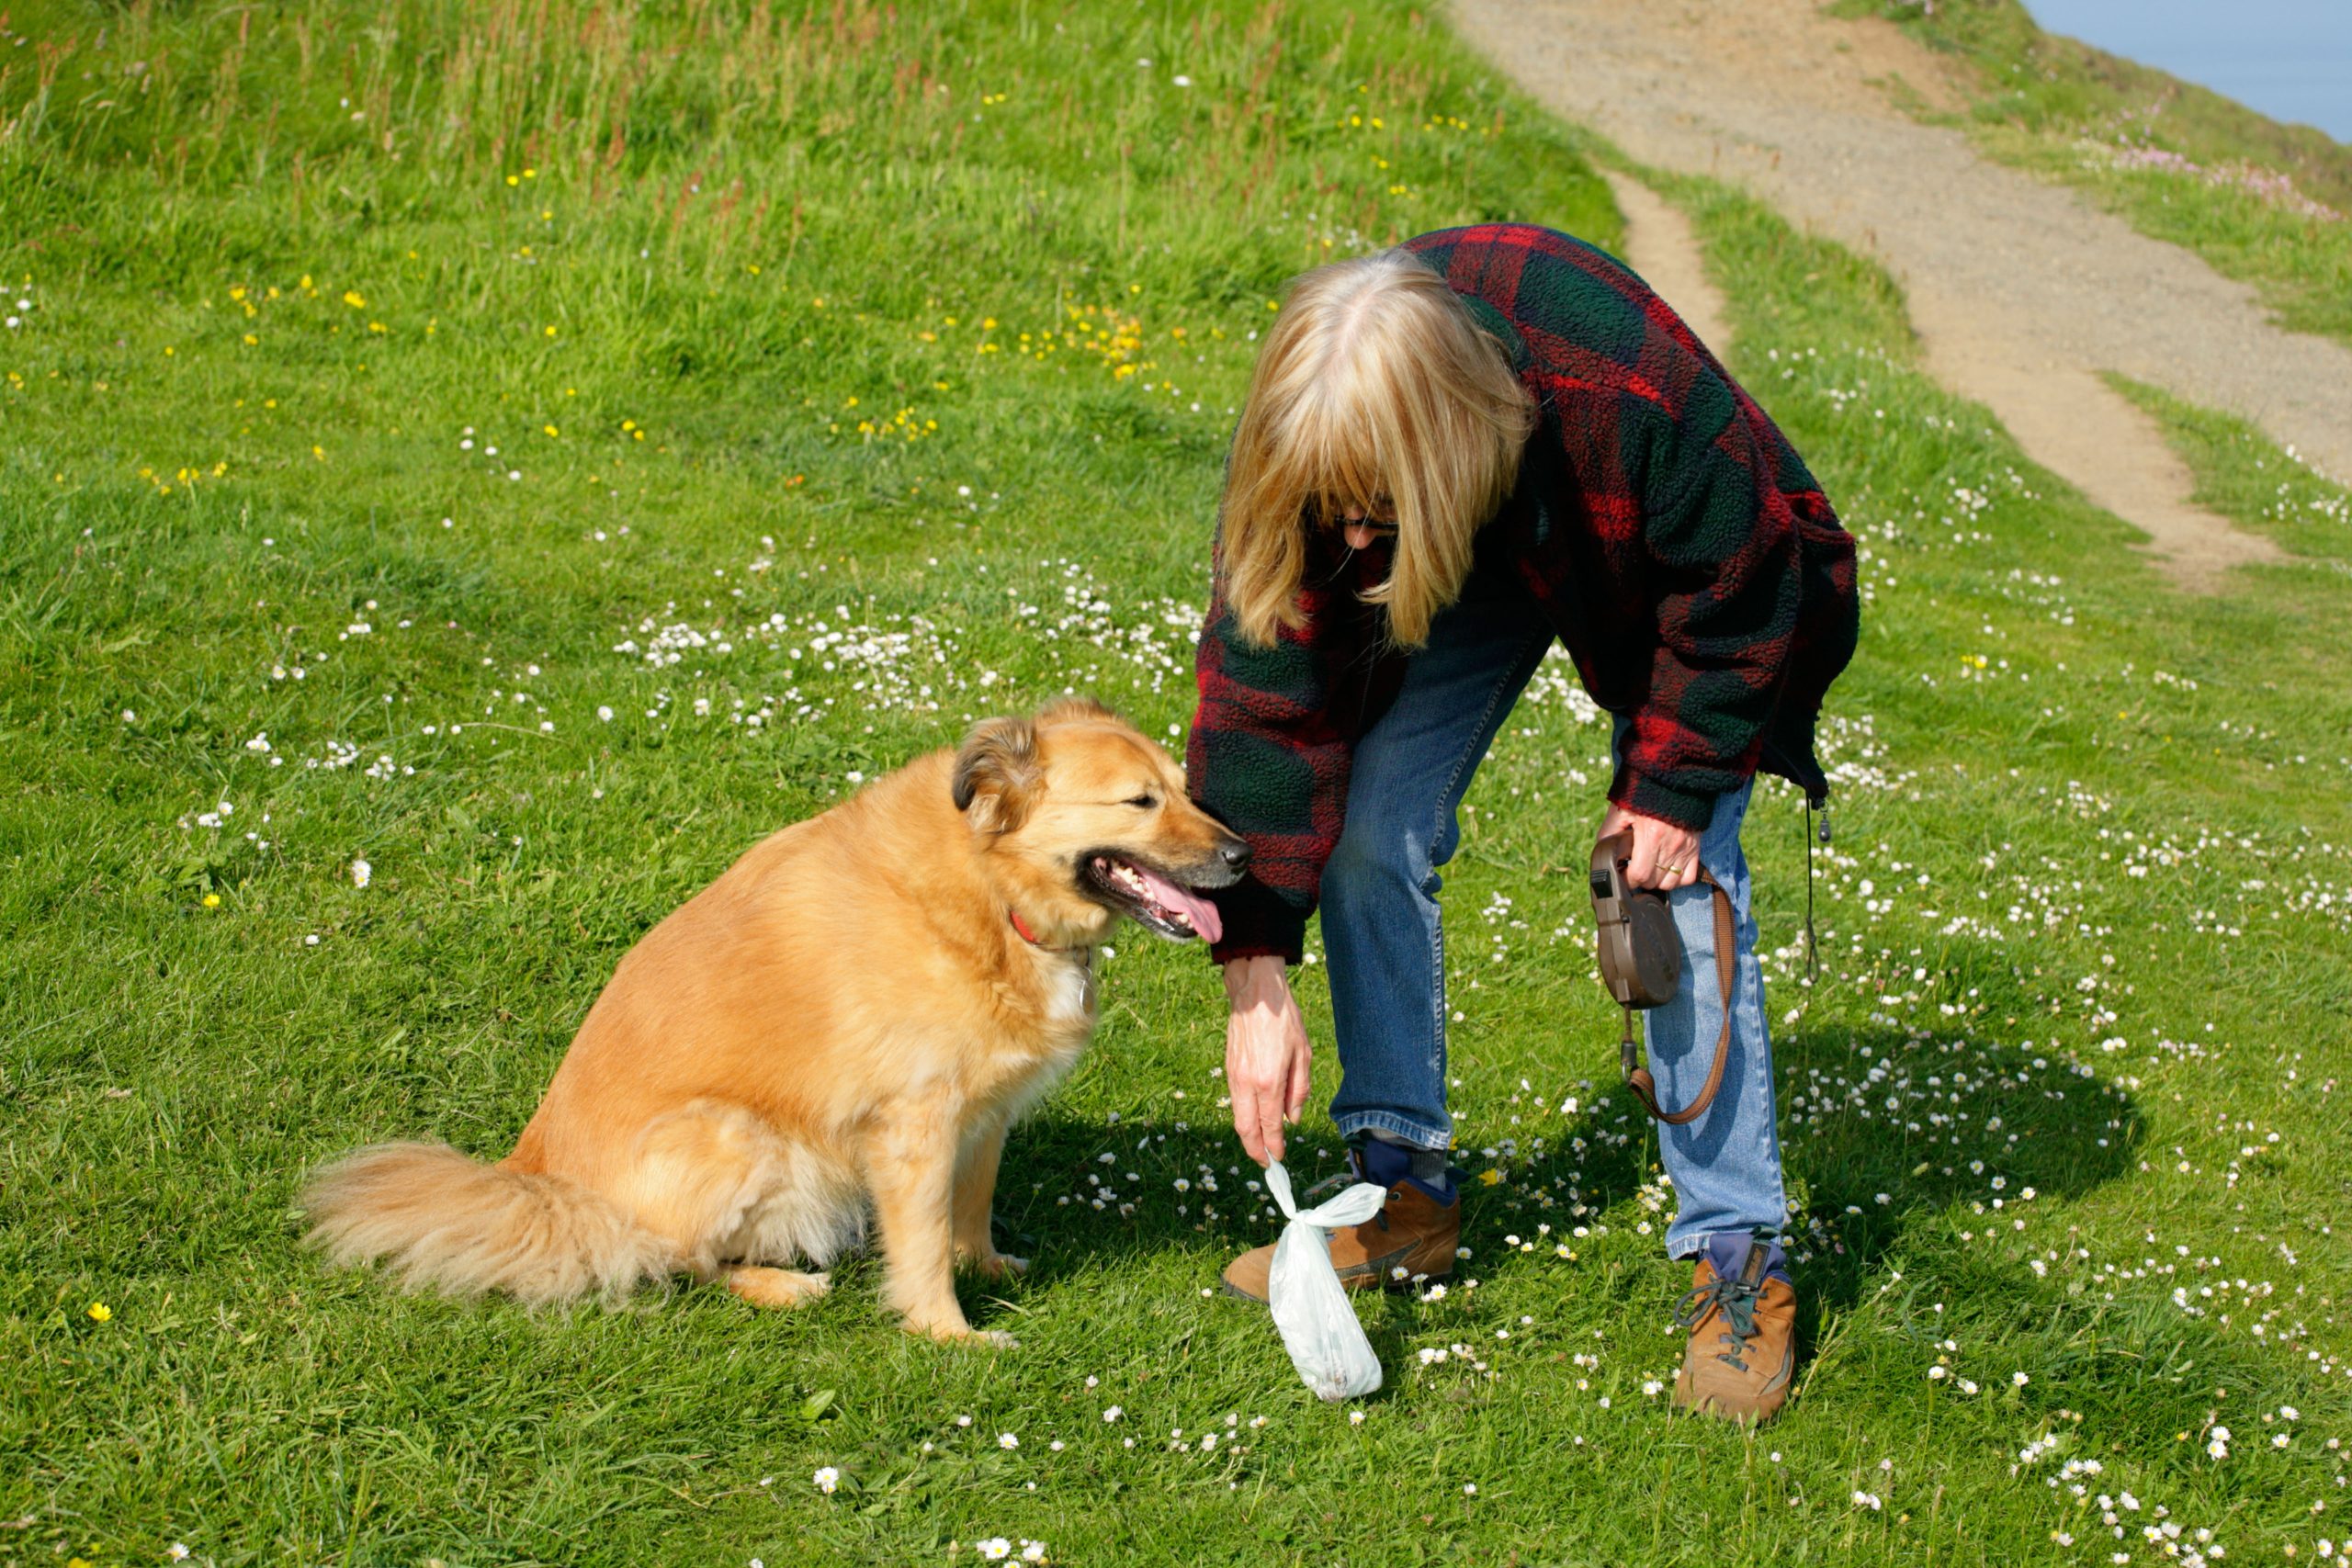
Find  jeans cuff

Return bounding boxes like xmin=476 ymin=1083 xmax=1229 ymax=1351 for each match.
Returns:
xmin=1667 ymin=1231 xmax=1712 ymax=1262
xmin=1667 ymin=1218 xmax=1788 ymax=1261
xmin=1333 ymin=1111 xmax=1451 ymax=1152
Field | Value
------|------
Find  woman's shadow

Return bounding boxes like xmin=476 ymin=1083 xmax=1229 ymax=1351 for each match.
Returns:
xmin=981 ymin=1017 xmax=2144 ymax=1352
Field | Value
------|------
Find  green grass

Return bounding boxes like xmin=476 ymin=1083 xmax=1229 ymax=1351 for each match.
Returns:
xmin=5 ymin=1 xmax=2352 ymax=1563
xmin=2109 ymin=376 xmax=2352 ymax=564
xmin=1839 ymin=0 xmax=2352 ymax=344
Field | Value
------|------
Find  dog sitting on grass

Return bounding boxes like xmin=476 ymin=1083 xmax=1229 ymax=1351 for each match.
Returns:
xmin=299 ymin=698 xmax=1247 ymax=1345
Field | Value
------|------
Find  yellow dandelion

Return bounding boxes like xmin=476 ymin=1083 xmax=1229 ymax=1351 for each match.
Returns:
xmin=87 ymin=1303 xmax=111 ymax=1323
xmin=342 ymin=290 xmax=366 ymax=308
xmin=202 ymin=894 xmax=220 ymax=908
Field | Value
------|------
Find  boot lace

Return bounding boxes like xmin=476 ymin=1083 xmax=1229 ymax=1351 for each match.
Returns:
xmin=1674 ymin=1270 xmax=1760 ymax=1344
xmin=1674 ymin=1236 xmax=1781 ymax=1367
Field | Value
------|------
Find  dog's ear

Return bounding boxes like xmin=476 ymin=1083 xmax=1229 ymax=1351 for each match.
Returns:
xmin=952 ymin=715 xmax=1042 ymax=834
xmin=1035 ymin=694 xmax=1116 ymax=728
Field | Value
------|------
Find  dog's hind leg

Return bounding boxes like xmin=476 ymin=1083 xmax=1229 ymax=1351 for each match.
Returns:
xmin=952 ymin=1117 xmax=1026 ymax=1281
xmin=613 ymin=1100 xmax=853 ymax=1298
xmin=726 ymin=1266 xmax=831 ymax=1309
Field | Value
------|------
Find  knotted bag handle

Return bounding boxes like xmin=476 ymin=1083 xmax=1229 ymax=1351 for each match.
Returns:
xmin=1589 ymin=830 xmax=1738 ymax=1126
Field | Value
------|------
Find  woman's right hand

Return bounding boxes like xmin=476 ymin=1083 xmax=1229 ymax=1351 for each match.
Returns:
xmin=1223 ymin=955 xmax=1313 ymax=1166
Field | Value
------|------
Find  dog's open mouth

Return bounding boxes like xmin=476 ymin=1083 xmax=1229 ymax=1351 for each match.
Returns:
xmin=1082 ymin=854 xmax=1225 ymax=943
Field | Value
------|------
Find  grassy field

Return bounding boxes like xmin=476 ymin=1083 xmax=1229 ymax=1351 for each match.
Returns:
xmin=5 ymin=1 xmax=2352 ymax=1563
xmin=1842 ymin=0 xmax=2352 ymax=345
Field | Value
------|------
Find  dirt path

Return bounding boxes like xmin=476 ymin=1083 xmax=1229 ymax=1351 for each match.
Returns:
xmin=1597 ymin=168 xmax=1733 ymax=355
xmin=1453 ymin=0 xmax=2352 ymax=588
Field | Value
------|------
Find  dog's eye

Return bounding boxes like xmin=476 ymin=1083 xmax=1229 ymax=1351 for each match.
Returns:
xmin=1126 ymin=794 xmax=1159 ymax=809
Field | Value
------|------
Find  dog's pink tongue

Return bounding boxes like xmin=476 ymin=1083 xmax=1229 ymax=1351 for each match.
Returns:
xmin=1136 ymin=865 xmax=1223 ymax=943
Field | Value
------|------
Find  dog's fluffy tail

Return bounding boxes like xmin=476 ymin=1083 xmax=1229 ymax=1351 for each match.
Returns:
xmin=298 ymin=1142 xmax=673 ymax=1306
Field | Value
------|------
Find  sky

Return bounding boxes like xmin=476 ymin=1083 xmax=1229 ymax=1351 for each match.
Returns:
xmin=2021 ymin=0 xmax=2352 ymax=141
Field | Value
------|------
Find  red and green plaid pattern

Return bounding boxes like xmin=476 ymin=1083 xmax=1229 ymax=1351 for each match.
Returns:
xmin=1187 ymin=224 xmax=1860 ymax=963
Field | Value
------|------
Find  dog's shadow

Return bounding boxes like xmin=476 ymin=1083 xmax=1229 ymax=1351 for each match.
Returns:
xmin=981 ymin=1023 xmax=2143 ymax=1346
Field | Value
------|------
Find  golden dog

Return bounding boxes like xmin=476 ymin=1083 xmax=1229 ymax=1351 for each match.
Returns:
xmin=300 ymin=698 xmax=1247 ymax=1343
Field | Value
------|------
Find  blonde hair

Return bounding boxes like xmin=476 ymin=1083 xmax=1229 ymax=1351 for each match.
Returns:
xmin=1217 ymin=250 xmax=1535 ymax=649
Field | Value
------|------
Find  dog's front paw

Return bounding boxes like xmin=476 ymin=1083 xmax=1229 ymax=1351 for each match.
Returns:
xmin=910 ymin=1317 xmax=1021 ymax=1350
xmin=972 ymin=1251 xmax=1029 ymax=1282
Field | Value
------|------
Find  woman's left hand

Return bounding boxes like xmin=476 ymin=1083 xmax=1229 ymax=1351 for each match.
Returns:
xmin=1596 ymin=804 xmax=1702 ymax=893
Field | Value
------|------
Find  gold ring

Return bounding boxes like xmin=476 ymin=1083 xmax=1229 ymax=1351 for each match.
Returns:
xmin=1658 ymin=860 xmax=1681 ymax=874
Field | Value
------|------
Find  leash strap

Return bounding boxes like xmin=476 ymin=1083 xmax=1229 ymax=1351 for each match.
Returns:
xmin=1803 ymin=794 xmax=1829 ymax=986
xmin=1622 ymin=867 xmax=1737 ymax=1126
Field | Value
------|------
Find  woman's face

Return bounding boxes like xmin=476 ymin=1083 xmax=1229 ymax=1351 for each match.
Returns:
xmin=1340 ymin=496 xmax=1397 ymax=551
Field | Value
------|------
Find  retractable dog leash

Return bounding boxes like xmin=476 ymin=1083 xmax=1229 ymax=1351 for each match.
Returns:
xmin=1589 ymin=793 xmax=1830 ymax=1124
xmin=1589 ymin=829 xmax=1737 ymax=1125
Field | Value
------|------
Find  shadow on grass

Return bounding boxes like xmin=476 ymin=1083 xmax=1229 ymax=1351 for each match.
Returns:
xmin=992 ymin=1023 xmax=2145 ymax=1355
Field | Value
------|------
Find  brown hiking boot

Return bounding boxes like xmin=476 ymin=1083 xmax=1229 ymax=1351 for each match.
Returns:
xmin=1220 ymin=1179 xmax=1460 ymax=1303
xmin=1673 ymin=1234 xmax=1797 ymax=1424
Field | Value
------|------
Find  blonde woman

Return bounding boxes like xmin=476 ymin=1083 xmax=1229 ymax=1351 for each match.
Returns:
xmin=1185 ymin=224 xmax=1858 ymax=1424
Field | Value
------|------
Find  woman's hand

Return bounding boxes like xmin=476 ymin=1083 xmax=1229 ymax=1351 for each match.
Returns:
xmin=1223 ymin=955 xmax=1313 ymax=1166
xmin=1597 ymin=803 xmax=1704 ymax=893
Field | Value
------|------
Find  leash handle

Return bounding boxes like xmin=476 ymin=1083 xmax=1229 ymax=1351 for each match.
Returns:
xmin=1621 ymin=868 xmax=1737 ymax=1126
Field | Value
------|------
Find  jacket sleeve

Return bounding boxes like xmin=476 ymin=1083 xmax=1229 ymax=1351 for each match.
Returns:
xmin=1184 ymin=529 xmax=1374 ymax=965
xmin=1608 ymin=384 xmax=1804 ymax=831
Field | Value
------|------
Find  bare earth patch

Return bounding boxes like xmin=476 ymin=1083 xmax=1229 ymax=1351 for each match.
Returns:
xmin=1598 ymin=168 xmax=1734 ymax=357
xmin=1451 ymin=0 xmax=2352 ymax=588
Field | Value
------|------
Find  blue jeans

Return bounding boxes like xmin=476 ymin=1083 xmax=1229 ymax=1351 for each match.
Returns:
xmin=1317 ymin=565 xmax=1789 ymax=1259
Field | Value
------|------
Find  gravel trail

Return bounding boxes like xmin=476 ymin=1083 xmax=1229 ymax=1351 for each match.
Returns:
xmin=1453 ymin=0 xmax=2352 ymax=587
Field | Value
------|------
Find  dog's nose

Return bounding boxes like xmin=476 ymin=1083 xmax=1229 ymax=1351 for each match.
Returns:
xmin=1219 ymin=839 xmax=1251 ymax=872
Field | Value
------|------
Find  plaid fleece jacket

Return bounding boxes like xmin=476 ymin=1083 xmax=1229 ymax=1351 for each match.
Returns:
xmin=1186 ymin=223 xmax=1860 ymax=964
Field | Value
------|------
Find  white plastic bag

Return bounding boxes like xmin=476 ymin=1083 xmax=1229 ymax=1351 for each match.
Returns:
xmin=1262 ymin=1160 xmax=1388 ymax=1402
